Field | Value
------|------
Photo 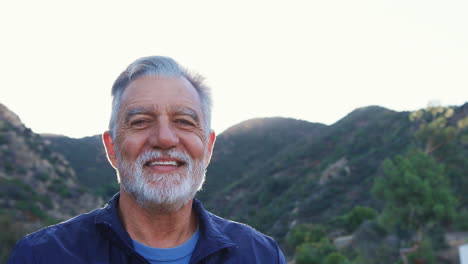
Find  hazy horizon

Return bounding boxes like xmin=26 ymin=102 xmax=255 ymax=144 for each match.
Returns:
xmin=3 ymin=101 xmax=466 ymax=139
xmin=1 ymin=0 xmax=467 ymax=138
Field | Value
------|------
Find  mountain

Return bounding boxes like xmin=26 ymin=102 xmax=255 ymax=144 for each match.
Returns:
xmin=0 ymin=104 xmax=103 ymax=261
xmin=43 ymin=135 xmax=118 ymax=198
xmin=197 ymin=104 xmax=468 ymax=262
xmin=198 ymin=117 xmax=327 ymax=203
xmin=199 ymin=106 xmax=415 ymax=240
xmin=1 ymin=102 xmax=467 ymax=262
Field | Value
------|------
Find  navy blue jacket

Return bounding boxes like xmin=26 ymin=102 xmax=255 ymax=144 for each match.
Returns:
xmin=8 ymin=194 xmax=286 ymax=263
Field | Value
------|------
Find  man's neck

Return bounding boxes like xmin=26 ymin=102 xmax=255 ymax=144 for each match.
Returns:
xmin=118 ymin=191 xmax=198 ymax=248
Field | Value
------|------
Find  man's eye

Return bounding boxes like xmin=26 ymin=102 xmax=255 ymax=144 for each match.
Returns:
xmin=176 ymin=119 xmax=195 ymax=126
xmin=130 ymin=120 xmax=148 ymax=127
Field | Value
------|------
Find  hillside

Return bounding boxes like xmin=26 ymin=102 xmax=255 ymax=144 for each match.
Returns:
xmin=198 ymin=117 xmax=327 ymax=203
xmin=43 ymin=135 xmax=117 ymax=198
xmin=1 ymin=102 xmax=467 ymax=263
xmin=0 ymin=104 xmax=103 ymax=261
xmin=199 ymin=106 xmax=415 ymax=240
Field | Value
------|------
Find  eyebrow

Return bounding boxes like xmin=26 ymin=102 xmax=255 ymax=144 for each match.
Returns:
xmin=172 ymin=106 xmax=200 ymax=123
xmin=123 ymin=105 xmax=200 ymax=123
xmin=124 ymin=106 xmax=154 ymax=123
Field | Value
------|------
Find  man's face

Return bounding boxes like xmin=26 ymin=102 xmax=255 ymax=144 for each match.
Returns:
xmin=103 ymin=76 xmax=215 ymax=211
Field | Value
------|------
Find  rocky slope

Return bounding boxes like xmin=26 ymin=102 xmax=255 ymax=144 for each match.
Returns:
xmin=0 ymin=103 xmax=103 ymax=260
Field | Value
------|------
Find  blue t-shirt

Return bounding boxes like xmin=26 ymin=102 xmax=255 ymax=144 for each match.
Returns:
xmin=132 ymin=228 xmax=200 ymax=264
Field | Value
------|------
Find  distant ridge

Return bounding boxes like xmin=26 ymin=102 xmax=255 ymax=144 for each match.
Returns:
xmin=221 ymin=116 xmax=326 ymax=135
xmin=1 ymin=102 xmax=467 ymax=262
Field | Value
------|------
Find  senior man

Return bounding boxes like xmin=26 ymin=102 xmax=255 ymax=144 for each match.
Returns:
xmin=8 ymin=56 xmax=286 ymax=263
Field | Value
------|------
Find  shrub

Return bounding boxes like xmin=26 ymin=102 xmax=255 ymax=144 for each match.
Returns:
xmin=343 ymin=206 xmax=377 ymax=232
xmin=295 ymin=238 xmax=335 ymax=264
xmin=454 ymin=209 xmax=468 ymax=231
xmin=286 ymin=224 xmax=327 ymax=249
xmin=323 ymin=252 xmax=351 ymax=264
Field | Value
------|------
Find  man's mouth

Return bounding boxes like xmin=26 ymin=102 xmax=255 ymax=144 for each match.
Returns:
xmin=145 ymin=160 xmax=184 ymax=167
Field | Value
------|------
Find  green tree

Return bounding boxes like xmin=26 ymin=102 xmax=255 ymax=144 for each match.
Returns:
xmin=396 ymin=238 xmax=436 ymax=264
xmin=352 ymin=221 xmax=399 ymax=264
xmin=295 ymin=237 xmax=335 ymax=264
xmin=336 ymin=206 xmax=377 ymax=232
xmin=286 ymin=223 xmax=327 ymax=250
xmin=409 ymin=105 xmax=468 ymax=158
xmin=409 ymin=106 xmax=457 ymax=155
xmin=372 ymin=149 xmax=456 ymax=264
xmin=454 ymin=208 xmax=468 ymax=231
xmin=323 ymin=252 xmax=351 ymax=264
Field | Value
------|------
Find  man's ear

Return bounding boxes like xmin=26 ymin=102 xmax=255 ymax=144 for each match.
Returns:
xmin=204 ymin=130 xmax=216 ymax=167
xmin=103 ymin=131 xmax=118 ymax=169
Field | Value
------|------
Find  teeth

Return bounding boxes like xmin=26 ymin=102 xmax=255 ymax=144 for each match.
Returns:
xmin=148 ymin=161 xmax=179 ymax=166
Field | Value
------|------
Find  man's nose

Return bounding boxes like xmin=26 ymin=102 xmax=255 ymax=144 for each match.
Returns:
xmin=148 ymin=119 xmax=179 ymax=149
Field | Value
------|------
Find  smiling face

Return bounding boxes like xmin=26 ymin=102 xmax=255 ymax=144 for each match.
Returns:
xmin=103 ymin=75 xmax=215 ymax=211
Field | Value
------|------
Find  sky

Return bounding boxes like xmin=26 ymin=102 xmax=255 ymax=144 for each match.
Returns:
xmin=0 ymin=0 xmax=467 ymax=138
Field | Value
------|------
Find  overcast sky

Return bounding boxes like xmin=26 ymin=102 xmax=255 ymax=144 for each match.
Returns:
xmin=0 ymin=0 xmax=467 ymax=138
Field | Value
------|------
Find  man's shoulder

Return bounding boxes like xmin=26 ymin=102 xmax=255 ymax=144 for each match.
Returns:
xmin=25 ymin=208 xmax=100 ymax=244
xmin=200 ymin=210 xmax=286 ymax=263
xmin=208 ymin=211 xmax=278 ymax=245
xmin=8 ymin=208 xmax=102 ymax=262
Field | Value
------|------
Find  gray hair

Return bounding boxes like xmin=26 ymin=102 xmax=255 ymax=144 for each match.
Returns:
xmin=109 ymin=56 xmax=212 ymax=139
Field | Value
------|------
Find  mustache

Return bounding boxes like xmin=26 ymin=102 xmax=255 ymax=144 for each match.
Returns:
xmin=135 ymin=149 xmax=191 ymax=167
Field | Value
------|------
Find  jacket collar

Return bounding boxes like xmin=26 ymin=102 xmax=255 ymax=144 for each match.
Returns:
xmin=94 ymin=193 xmax=135 ymax=255
xmin=190 ymin=199 xmax=237 ymax=262
xmin=94 ymin=193 xmax=237 ymax=260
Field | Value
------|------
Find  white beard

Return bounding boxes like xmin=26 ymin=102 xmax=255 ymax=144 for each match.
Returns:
xmin=116 ymin=149 xmax=206 ymax=212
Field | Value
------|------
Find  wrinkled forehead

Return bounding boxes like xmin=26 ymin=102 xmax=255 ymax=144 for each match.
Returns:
xmin=119 ymin=76 xmax=204 ymax=118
